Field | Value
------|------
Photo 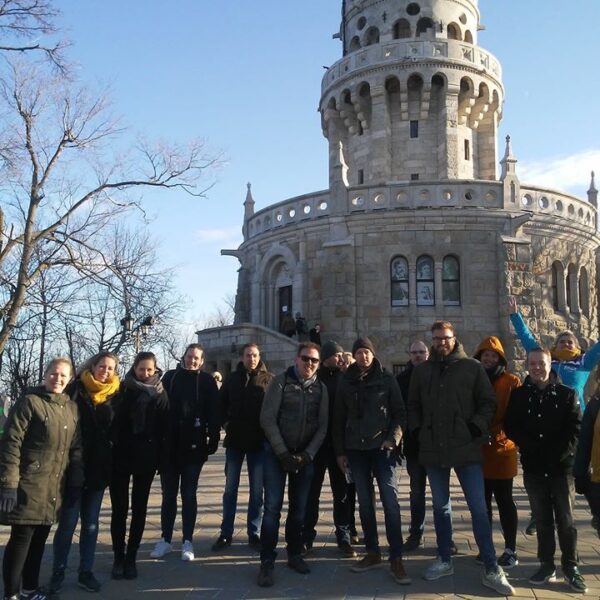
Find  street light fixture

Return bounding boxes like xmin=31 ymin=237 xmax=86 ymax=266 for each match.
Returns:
xmin=121 ymin=314 xmax=155 ymax=352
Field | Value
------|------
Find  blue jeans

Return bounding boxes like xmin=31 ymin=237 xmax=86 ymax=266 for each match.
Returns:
xmin=260 ymin=445 xmax=314 ymax=563
xmin=160 ymin=461 xmax=205 ymax=543
xmin=347 ymin=448 xmax=404 ymax=560
xmin=220 ymin=446 xmax=265 ymax=538
xmin=406 ymin=455 xmax=427 ymax=539
xmin=52 ymin=487 xmax=105 ymax=573
xmin=427 ymin=463 xmax=496 ymax=569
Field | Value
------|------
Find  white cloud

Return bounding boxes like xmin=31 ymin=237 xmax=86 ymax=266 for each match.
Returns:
xmin=519 ymin=149 xmax=600 ymax=195
xmin=194 ymin=226 xmax=241 ymax=245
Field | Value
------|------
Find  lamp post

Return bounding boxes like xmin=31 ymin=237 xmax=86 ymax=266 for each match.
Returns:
xmin=120 ymin=314 xmax=155 ymax=353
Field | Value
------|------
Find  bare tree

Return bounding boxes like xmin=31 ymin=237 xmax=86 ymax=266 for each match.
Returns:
xmin=0 ymin=0 xmax=67 ymax=67
xmin=0 ymin=62 xmax=220 ymax=355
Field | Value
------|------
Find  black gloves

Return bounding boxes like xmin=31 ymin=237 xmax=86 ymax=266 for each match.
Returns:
xmin=0 ymin=488 xmax=17 ymax=514
xmin=207 ymin=435 xmax=219 ymax=455
xmin=278 ymin=452 xmax=299 ymax=472
xmin=575 ymin=475 xmax=590 ymax=495
xmin=296 ymin=451 xmax=312 ymax=469
xmin=467 ymin=422 xmax=482 ymax=440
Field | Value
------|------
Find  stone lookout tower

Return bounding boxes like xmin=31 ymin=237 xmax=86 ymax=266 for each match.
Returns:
xmin=200 ymin=0 xmax=599 ymax=374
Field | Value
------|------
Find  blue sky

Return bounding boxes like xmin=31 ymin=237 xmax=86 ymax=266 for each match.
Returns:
xmin=57 ymin=0 xmax=600 ymax=327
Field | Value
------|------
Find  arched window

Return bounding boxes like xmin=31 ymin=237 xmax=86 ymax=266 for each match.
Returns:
xmin=393 ymin=19 xmax=411 ymax=39
xmin=364 ymin=26 xmax=380 ymax=46
xmin=349 ymin=35 xmax=361 ymax=52
xmin=566 ymin=263 xmax=579 ymax=313
xmin=464 ymin=30 xmax=474 ymax=44
xmin=416 ymin=17 xmax=434 ymax=37
xmin=416 ymin=255 xmax=434 ymax=305
xmin=447 ymin=23 xmax=461 ymax=40
xmin=391 ymin=256 xmax=409 ymax=306
xmin=442 ymin=256 xmax=460 ymax=305
xmin=579 ymin=266 xmax=590 ymax=317
xmin=551 ymin=260 xmax=565 ymax=312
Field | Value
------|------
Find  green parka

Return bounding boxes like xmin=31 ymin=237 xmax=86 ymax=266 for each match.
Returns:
xmin=0 ymin=387 xmax=83 ymax=525
xmin=407 ymin=342 xmax=496 ymax=468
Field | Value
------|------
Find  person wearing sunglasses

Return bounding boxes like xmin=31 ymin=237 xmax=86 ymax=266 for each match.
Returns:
xmin=257 ymin=342 xmax=328 ymax=587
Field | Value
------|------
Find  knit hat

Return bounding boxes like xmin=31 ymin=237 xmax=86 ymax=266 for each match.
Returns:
xmin=320 ymin=340 xmax=343 ymax=362
xmin=352 ymin=337 xmax=375 ymax=356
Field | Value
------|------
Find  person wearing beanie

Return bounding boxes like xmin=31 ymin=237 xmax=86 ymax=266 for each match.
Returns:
xmin=408 ymin=321 xmax=514 ymax=596
xmin=333 ymin=336 xmax=411 ymax=585
xmin=303 ymin=341 xmax=357 ymax=558
xmin=473 ymin=336 xmax=521 ymax=569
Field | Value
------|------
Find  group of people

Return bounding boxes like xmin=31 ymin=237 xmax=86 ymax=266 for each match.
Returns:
xmin=1 ymin=304 xmax=600 ymax=599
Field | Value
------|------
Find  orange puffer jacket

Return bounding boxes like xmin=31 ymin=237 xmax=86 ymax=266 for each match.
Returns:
xmin=474 ymin=336 xmax=521 ymax=479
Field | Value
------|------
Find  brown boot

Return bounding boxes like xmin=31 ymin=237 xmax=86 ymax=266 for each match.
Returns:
xmin=350 ymin=550 xmax=383 ymax=572
xmin=391 ymin=556 xmax=412 ymax=585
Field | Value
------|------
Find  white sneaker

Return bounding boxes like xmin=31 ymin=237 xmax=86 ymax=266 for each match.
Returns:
xmin=181 ymin=540 xmax=195 ymax=561
xmin=423 ymin=558 xmax=454 ymax=581
xmin=482 ymin=566 xmax=515 ymax=596
xmin=150 ymin=538 xmax=172 ymax=558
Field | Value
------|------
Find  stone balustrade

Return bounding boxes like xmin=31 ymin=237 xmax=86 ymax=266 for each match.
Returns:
xmin=244 ymin=181 xmax=597 ymax=240
xmin=322 ymin=38 xmax=502 ymax=95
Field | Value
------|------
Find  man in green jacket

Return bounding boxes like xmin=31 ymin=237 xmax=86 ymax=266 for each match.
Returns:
xmin=408 ymin=321 xmax=514 ymax=596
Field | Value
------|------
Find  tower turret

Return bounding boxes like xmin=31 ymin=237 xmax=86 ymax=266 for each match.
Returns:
xmin=588 ymin=171 xmax=598 ymax=209
xmin=242 ymin=182 xmax=255 ymax=240
xmin=320 ymin=0 xmax=503 ymax=188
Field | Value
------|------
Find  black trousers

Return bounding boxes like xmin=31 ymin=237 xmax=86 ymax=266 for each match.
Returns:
xmin=524 ymin=471 xmax=577 ymax=570
xmin=2 ymin=524 xmax=51 ymax=596
xmin=484 ymin=478 xmax=518 ymax=551
xmin=303 ymin=444 xmax=355 ymax=545
xmin=109 ymin=469 xmax=156 ymax=557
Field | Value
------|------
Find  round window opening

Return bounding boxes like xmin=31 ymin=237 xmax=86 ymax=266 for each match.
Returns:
xmin=357 ymin=16 xmax=367 ymax=30
xmin=459 ymin=13 xmax=467 ymax=24
xmin=303 ymin=204 xmax=311 ymax=214
xmin=352 ymin=196 xmax=364 ymax=206
xmin=275 ymin=212 xmax=283 ymax=222
xmin=318 ymin=201 xmax=328 ymax=211
xmin=288 ymin=208 xmax=296 ymax=218
xmin=539 ymin=196 xmax=549 ymax=209
xmin=407 ymin=3 xmax=421 ymax=16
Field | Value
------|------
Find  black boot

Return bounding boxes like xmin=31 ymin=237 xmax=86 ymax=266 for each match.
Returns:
xmin=112 ymin=550 xmax=125 ymax=580
xmin=124 ymin=548 xmax=138 ymax=580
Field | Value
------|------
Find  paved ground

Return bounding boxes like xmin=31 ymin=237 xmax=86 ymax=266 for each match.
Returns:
xmin=1 ymin=447 xmax=599 ymax=599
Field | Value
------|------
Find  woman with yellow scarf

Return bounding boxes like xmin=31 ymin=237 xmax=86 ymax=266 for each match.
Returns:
xmin=47 ymin=351 xmax=121 ymax=595
xmin=509 ymin=297 xmax=600 ymax=412
xmin=574 ymin=370 xmax=600 ymax=539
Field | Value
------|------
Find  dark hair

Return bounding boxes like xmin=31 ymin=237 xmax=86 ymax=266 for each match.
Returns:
xmin=133 ymin=351 xmax=157 ymax=368
xmin=296 ymin=341 xmax=321 ymax=356
xmin=241 ymin=342 xmax=260 ymax=355
xmin=527 ymin=346 xmax=552 ymax=361
xmin=431 ymin=320 xmax=455 ymax=334
xmin=183 ymin=343 xmax=204 ymax=358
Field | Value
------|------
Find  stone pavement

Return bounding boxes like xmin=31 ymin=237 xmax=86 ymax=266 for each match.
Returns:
xmin=1 ymin=447 xmax=599 ymax=599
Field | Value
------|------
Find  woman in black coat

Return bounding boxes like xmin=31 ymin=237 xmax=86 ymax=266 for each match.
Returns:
xmin=109 ymin=352 xmax=169 ymax=579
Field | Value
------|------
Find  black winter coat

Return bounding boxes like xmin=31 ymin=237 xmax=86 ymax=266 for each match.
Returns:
xmin=113 ymin=370 xmax=169 ymax=476
xmin=396 ymin=363 xmax=419 ymax=458
xmin=221 ymin=361 xmax=273 ymax=452
xmin=333 ymin=358 xmax=405 ymax=456
xmin=317 ymin=365 xmax=342 ymax=446
xmin=163 ymin=366 xmax=219 ymax=466
xmin=505 ymin=374 xmax=581 ymax=476
xmin=69 ymin=379 xmax=120 ymax=490
xmin=0 ymin=387 xmax=83 ymax=525
xmin=407 ymin=343 xmax=496 ymax=468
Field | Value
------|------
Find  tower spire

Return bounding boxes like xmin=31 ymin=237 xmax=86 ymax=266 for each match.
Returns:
xmin=242 ymin=182 xmax=255 ymax=240
xmin=500 ymin=135 xmax=517 ymax=180
xmin=588 ymin=171 xmax=598 ymax=208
